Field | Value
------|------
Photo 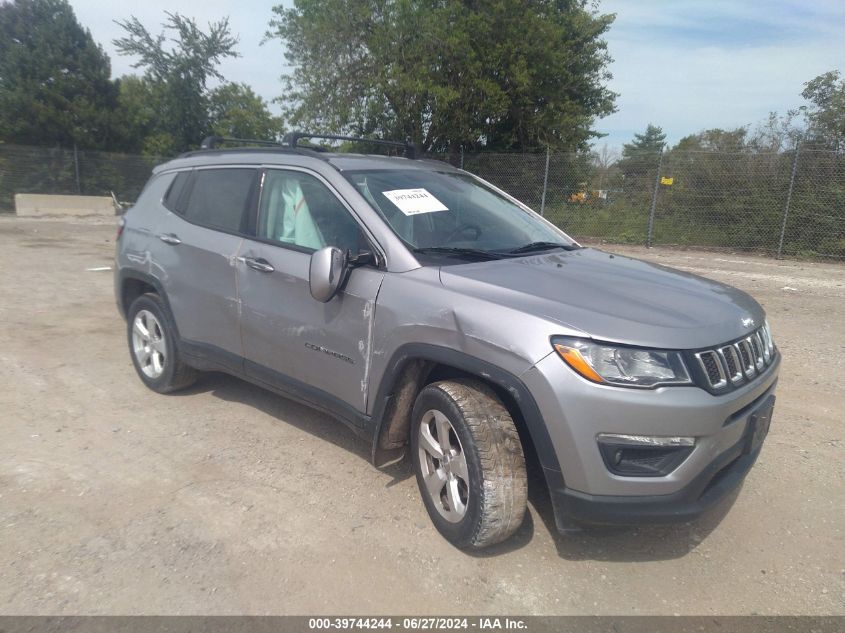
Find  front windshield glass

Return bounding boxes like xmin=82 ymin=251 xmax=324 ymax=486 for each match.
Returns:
xmin=343 ymin=169 xmax=577 ymax=255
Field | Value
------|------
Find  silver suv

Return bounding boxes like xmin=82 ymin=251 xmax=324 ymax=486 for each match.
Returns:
xmin=115 ymin=134 xmax=779 ymax=549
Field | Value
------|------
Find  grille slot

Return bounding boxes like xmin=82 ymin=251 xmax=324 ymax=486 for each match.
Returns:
xmin=718 ymin=345 xmax=744 ymax=385
xmin=736 ymin=339 xmax=757 ymax=378
xmin=759 ymin=328 xmax=772 ymax=362
xmin=695 ymin=350 xmax=727 ymax=389
xmin=749 ymin=334 xmax=765 ymax=371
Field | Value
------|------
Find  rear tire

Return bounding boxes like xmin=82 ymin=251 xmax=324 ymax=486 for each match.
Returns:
xmin=410 ymin=379 xmax=527 ymax=549
xmin=127 ymin=293 xmax=197 ymax=393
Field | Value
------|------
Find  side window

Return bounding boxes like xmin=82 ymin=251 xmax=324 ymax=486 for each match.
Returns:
xmin=163 ymin=171 xmax=191 ymax=213
xmin=183 ymin=168 xmax=256 ymax=233
xmin=258 ymin=169 xmax=366 ymax=254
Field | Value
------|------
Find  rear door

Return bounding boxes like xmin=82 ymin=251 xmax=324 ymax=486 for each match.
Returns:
xmin=236 ymin=167 xmax=384 ymax=416
xmin=156 ymin=166 xmax=259 ymax=366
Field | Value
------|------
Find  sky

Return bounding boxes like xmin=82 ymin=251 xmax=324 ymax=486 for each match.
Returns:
xmin=69 ymin=0 xmax=845 ymax=152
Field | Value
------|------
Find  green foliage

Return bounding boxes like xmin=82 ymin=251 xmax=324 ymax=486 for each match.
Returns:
xmin=267 ymin=0 xmax=616 ymax=153
xmin=801 ymin=70 xmax=845 ymax=151
xmin=0 ymin=0 xmax=119 ymax=149
xmin=613 ymin=123 xmax=665 ymax=203
xmin=208 ymin=83 xmax=284 ymax=141
xmin=618 ymin=123 xmax=665 ymax=168
xmin=113 ymin=12 xmax=240 ymax=152
xmin=114 ymin=75 xmax=177 ymax=154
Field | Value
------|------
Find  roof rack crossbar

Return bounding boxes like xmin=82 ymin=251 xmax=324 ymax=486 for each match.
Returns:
xmin=200 ymin=136 xmax=285 ymax=150
xmin=285 ymin=132 xmax=418 ymax=159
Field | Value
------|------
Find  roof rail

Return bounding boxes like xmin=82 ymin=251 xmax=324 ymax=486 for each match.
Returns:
xmin=284 ymin=132 xmax=418 ymax=159
xmin=199 ymin=136 xmax=285 ymax=150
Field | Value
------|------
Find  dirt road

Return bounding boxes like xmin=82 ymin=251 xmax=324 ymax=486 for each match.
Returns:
xmin=0 ymin=217 xmax=842 ymax=615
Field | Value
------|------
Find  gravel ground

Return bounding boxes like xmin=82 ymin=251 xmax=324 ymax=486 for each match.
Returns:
xmin=0 ymin=216 xmax=842 ymax=615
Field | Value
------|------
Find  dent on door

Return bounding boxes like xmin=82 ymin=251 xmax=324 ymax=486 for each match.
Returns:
xmin=237 ymin=243 xmax=385 ymax=415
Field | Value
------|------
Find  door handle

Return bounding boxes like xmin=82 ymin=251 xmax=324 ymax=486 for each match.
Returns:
xmin=243 ymin=257 xmax=275 ymax=273
xmin=158 ymin=233 xmax=181 ymax=245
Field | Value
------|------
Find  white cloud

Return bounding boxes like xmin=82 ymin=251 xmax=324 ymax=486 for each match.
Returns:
xmin=596 ymin=0 xmax=845 ymax=149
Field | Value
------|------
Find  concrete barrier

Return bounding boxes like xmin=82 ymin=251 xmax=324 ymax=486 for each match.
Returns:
xmin=14 ymin=194 xmax=115 ymax=217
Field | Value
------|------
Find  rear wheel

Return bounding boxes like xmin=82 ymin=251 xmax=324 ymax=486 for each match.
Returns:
xmin=127 ymin=293 xmax=197 ymax=393
xmin=410 ymin=379 xmax=527 ymax=549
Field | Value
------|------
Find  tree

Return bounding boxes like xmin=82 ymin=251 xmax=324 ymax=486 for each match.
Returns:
xmin=673 ymin=128 xmax=747 ymax=153
xmin=622 ymin=124 xmax=666 ymax=154
xmin=113 ymin=12 xmax=239 ymax=152
xmin=113 ymin=75 xmax=170 ymax=154
xmin=267 ymin=0 xmax=616 ymax=153
xmin=748 ymin=111 xmax=802 ymax=153
xmin=208 ymin=83 xmax=283 ymax=141
xmin=801 ymin=70 xmax=845 ymax=151
xmin=617 ymin=124 xmax=665 ymax=188
xmin=591 ymin=143 xmax=620 ymax=190
xmin=0 ymin=0 xmax=119 ymax=149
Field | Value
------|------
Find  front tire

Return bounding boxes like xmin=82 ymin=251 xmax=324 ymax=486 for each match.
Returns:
xmin=127 ymin=293 xmax=197 ymax=393
xmin=410 ymin=379 xmax=528 ymax=549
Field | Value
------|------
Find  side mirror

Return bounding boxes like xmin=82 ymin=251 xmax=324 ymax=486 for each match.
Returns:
xmin=309 ymin=246 xmax=347 ymax=303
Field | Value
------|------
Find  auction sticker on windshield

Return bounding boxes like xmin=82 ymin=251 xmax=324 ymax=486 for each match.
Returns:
xmin=382 ymin=188 xmax=449 ymax=216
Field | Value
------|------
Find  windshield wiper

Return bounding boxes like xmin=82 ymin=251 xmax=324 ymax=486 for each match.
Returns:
xmin=413 ymin=246 xmax=503 ymax=260
xmin=503 ymin=241 xmax=581 ymax=254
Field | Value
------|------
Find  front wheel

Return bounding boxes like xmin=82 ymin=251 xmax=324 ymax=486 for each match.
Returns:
xmin=410 ymin=379 xmax=527 ymax=549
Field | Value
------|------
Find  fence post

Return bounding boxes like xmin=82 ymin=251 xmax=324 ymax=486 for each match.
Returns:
xmin=539 ymin=146 xmax=550 ymax=216
xmin=460 ymin=146 xmax=464 ymax=170
xmin=647 ymin=148 xmax=663 ymax=247
xmin=73 ymin=144 xmax=81 ymax=194
xmin=777 ymin=143 xmax=800 ymax=259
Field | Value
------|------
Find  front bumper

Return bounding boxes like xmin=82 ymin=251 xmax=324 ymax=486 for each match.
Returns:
xmin=545 ymin=409 xmax=767 ymax=526
xmin=522 ymin=349 xmax=779 ymax=529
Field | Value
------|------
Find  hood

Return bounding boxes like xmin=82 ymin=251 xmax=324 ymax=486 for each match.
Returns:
xmin=438 ymin=248 xmax=765 ymax=350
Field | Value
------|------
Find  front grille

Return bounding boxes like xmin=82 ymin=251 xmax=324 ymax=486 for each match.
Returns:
xmin=694 ymin=326 xmax=776 ymax=391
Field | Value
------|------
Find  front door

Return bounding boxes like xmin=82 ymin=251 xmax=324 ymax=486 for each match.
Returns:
xmin=236 ymin=167 xmax=384 ymax=417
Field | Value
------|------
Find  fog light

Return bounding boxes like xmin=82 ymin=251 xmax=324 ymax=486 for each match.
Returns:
xmin=597 ymin=434 xmax=695 ymax=477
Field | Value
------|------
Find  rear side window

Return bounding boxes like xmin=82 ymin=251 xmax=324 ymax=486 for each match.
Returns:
xmin=183 ymin=168 xmax=256 ymax=233
xmin=163 ymin=171 xmax=191 ymax=213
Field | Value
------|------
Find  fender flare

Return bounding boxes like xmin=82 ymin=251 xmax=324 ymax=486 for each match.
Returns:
xmin=116 ymin=269 xmax=178 ymax=335
xmin=369 ymin=343 xmax=563 ymax=475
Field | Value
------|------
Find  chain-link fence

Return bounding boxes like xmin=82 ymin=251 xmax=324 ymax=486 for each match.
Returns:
xmin=435 ymin=146 xmax=845 ymax=259
xmin=2 ymin=142 xmax=843 ymax=259
xmin=0 ymin=143 xmax=165 ymax=212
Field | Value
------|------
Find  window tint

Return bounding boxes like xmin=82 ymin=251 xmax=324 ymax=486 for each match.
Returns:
xmin=258 ymin=170 xmax=366 ymax=254
xmin=183 ymin=168 xmax=256 ymax=233
xmin=163 ymin=171 xmax=191 ymax=213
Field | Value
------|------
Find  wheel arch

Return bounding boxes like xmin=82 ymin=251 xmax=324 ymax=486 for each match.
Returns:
xmin=118 ymin=270 xmax=178 ymax=337
xmin=369 ymin=344 xmax=563 ymax=478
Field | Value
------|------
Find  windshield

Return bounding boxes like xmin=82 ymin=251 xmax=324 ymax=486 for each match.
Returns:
xmin=343 ymin=169 xmax=577 ymax=257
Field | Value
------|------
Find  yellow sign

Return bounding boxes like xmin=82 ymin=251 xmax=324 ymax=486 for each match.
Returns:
xmin=660 ymin=176 xmax=674 ymax=186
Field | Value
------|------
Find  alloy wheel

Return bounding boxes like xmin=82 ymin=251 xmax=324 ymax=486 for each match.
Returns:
xmin=417 ymin=409 xmax=470 ymax=522
xmin=132 ymin=309 xmax=166 ymax=379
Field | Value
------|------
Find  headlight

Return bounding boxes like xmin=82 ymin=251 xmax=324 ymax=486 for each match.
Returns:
xmin=552 ymin=337 xmax=692 ymax=388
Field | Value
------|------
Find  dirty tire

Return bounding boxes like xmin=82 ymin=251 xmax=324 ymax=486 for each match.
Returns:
xmin=127 ymin=292 xmax=197 ymax=393
xmin=410 ymin=379 xmax=527 ymax=549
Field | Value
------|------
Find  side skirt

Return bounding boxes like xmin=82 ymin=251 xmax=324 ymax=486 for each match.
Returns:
xmin=180 ymin=339 xmax=372 ymax=440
